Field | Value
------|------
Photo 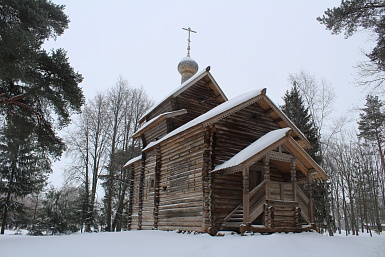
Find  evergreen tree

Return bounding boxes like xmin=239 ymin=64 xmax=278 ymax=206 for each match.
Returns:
xmin=318 ymin=1 xmax=385 ymax=89
xmin=0 ymin=0 xmax=84 ymax=234
xmin=281 ymin=83 xmax=321 ymax=163
xmin=358 ymin=95 xmax=385 ymax=174
xmin=281 ymin=83 xmax=333 ymax=234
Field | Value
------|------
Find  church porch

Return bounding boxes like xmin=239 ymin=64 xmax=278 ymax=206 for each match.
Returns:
xmin=218 ymin=153 xmax=315 ymax=233
xmin=212 ymin=128 xmax=327 ymax=234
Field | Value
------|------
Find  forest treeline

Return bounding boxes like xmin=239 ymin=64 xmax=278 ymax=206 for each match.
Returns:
xmin=2 ymin=71 xmax=384 ymax=236
xmin=1 ymin=78 xmax=153 ymax=235
xmin=1 ymin=0 xmax=385 ymax=236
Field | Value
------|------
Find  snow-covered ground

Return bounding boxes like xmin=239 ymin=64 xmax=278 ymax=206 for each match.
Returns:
xmin=1 ymin=230 xmax=385 ymax=257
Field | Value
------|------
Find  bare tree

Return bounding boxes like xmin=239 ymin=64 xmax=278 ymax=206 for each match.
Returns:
xmin=288 ymin=70 xmax=335 ymax=136
xmin=323 ymin=129 xmax=385 ymax=235
xmin=104 ymin=80 xmax=153 ymax=231
xmin=65 ymin=94 xmax=111 ymax=232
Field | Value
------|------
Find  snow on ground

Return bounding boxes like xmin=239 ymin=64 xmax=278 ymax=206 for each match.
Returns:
xmin=1 ymin=230 xmax=385 ymax=257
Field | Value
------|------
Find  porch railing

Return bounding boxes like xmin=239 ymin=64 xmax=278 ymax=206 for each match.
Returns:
xmin=223 ymin=180 xmax=311 ymax=227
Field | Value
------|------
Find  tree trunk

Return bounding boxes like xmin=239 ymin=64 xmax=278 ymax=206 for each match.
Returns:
xmin=1 ymin=159 xmax=16 ymax=234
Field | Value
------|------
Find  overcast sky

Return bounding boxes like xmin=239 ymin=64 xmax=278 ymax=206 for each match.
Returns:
xmin=46 ymin=0 xmax=373 ymax=186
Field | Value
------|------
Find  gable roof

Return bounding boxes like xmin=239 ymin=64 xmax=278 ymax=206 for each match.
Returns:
xmin=143 ymin=88 xmax=311 ymax=152
xmin=213 ymin=128 xmax=327 ymax=180
xmin=143 ymin=88 xmax=266 ymax=151
xmin=139 ymin=66 xmax=227 ymax=123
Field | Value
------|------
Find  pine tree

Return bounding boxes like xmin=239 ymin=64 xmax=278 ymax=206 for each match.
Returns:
xmin=281 ymin=83 xmax=333 ymax=234
xmin=281 ymin=83 xmax=321 ymax=163
xmin=0 ymin=0 xmax=84 ymax=234
xmin=358 ymin=95 xmax=385 ymax=175
xmin=318 ymin=1 xmax=385 ymax=89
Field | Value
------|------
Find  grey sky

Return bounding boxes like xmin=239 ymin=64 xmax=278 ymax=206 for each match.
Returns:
xmin=46 ymin=0 xmax=372 ymax=186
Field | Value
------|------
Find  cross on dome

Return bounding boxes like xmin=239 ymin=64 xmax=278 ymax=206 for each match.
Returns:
xmin=178 ymin=27 xmax=199 ymax=84
xmin=182 ymin=27 xmax=196 ymax=57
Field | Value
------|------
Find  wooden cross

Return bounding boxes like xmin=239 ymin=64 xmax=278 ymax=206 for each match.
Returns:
xmin=182 ymin=27 xmax=196 ymax=57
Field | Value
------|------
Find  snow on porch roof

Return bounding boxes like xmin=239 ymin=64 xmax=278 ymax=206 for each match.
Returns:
xmin=123 ymin=155 xmax=141 ymax=169
xmin=139 ymin=66 xmax=227 ymax=123
xmin=213 ymin=128 xmax=291 ymax=172
xmin=143 ymin=88 xmax=266 ymax=151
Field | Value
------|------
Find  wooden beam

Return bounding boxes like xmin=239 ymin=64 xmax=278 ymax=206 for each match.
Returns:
xmin=263 ymin=107 xmax=275 ymax=115
xmin=306 ymin=172 xmax=314 ymax=223
xmin=273 ymin=117 xmax=283 ymax=123
xmin=242 ymin=166 xmax=250 ymax=224
xmin=291 ymin=159 xmax=297 ymax=202
xmin=153 ymin=146 xmax=161 ymax=229
xmin=263 ymin=155 xmax=271 ymax=200
xmin=269 ymin=151 xmax=293 ymax=163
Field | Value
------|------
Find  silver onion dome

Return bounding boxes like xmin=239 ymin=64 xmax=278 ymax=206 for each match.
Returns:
xmin=177 ymin=56 xmax=199 ymax=84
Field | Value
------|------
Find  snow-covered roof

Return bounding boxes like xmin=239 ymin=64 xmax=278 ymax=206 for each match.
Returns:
xmin=213 ymin=128 xmax=291 ymax=172
xmin=261 ymin=94 xmax=312 ymax=149
xmin=143 ymin=88 xmax=266 ymax=151
xmin=139 ymin=67 xmax=227 ymax=123
xmin=123 ymin=155 xmax=142 ymax=168
xmin=133 ymin=109 xmax=187 ymax=139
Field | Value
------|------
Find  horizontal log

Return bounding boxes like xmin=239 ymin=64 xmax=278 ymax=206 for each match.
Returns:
xmin=157 ymin=225 xmax=204 ymax=232
xmin=157 ymin=216 xmax=202 ymax=223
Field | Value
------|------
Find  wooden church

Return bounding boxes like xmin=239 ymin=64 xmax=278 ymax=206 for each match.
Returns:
xmin=123 ymin=31 xmax=327 ymax=235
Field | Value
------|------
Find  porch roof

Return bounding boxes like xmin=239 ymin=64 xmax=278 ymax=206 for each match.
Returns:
xmin=122 ymin=155 xmax=141 ymax=169
xmin=214 ymin=128 xmax=291 ymax=171
xmin=212 ymin=128 xmax=327 ymax=180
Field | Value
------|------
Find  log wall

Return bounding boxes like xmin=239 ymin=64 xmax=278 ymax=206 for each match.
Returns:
xmin=214 ymin=102 xmax=281 ymax=167
xmin=145 ymin=99 xmax=173 ymax=122
xmin=212 ymin=172 xmax=243 ymax=228
xmin=142 ymin=120 xmax=168 ymax=145
xmin=141 ymin=79 xmax=223 ymax=147
xmin=141 ymin=150 xmax=157 ymax=230
xmin=173 ymin=79 xmax=223 ymax=130
xmin=128 ymin=160 xmax=142 ymax=230
xmin=156 ymin=126 xmax=206 ymax=231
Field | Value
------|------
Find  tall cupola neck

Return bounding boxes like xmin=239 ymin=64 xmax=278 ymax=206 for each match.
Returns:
xmin=178 ymin=27 xmax=199 ymax=84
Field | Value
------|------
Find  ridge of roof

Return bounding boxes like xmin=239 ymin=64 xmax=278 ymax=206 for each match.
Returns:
xmin=143 ymin=88 xmax=266 ymax=151
xmin=139 ymin=66 xmax=227 ymax=123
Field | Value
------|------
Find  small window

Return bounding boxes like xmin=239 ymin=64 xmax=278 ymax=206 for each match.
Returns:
xmin=150 ymin=179 xmax=155 ymax=188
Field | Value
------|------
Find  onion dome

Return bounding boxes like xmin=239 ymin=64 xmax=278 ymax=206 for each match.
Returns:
xmin=177 ymin=56 xmax=199 ymax=84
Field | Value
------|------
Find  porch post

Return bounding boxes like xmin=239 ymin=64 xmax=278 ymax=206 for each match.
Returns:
xmin=306 ymin=171 xmax=314 ymax=223
xmin=291 ymin=159 xmax=297 ymax=202
xmin=263 ymin=155 xmax=270 ymax=200
xmin=242 ymin=165 xmax=250 ymax=225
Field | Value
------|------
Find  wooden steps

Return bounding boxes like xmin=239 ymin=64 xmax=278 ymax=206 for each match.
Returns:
xmin=222 ymin=199 xmax=306 ymax=231
xmin=220 ymin=182 xmax=311 ymax=233
xmin=222 ymin=206 xmax=243 ymax=228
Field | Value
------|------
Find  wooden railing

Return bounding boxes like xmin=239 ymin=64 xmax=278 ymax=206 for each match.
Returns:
xmin=249 ymin=180 xmax=266 ymax=222
xmin=223 ymin=181 xmax=312 ymax=227
xmin=269 ymin=181 xmax=295 ymax=201
xmin=296 ymin=185 xmax=310 ymax=223
xmin=223 ymin=181 xmax=266 ymax=224
xmin=223 ymin=202 xmax=242 ymax=223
